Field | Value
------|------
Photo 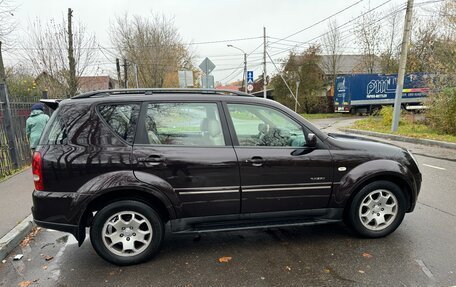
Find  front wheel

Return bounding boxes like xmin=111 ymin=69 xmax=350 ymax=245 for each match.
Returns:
xmin=90 ymin=200 xmax=164 ymax=265
xmin=347 ymin=181 xmax=407 ymax=238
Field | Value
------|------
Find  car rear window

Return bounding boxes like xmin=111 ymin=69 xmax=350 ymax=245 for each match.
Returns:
xmin=39 ymin=109 xmax=67 ymax=145
xmin=98 ymin=103 xmax=140 ymax=144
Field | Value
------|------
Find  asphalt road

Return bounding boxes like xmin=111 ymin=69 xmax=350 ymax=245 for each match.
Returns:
xmin=1 ymin=118 xmax=455 ymax=286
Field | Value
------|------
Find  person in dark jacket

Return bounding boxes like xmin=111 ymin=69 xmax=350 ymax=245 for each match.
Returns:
xmin=26 ymin=103 xmax=49 ymax=153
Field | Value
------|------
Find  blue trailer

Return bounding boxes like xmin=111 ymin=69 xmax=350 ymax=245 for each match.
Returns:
xmin=334 ymin=73 xmax=429 ymax=113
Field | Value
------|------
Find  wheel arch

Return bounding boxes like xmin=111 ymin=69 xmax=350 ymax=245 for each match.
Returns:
xmin=332 ymin=159 xmax=416 ymax=213
xmin=341 ymin=174 xmax=413 ymax=220
xmin=76 ymin=187 xmax=176 ymax=246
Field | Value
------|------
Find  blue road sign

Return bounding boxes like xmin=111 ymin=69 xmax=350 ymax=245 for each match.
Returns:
xmin=247 ymin=71 xmax=254 ymax=83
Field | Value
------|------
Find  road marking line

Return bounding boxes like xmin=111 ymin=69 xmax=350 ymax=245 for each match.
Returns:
xmin=415 ymin=259 xmax=435 ymax=281
xmin=422 ymin=164 xmax=446 ymax=170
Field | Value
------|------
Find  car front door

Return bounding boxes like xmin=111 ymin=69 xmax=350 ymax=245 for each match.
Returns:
xmin=133 ymin=101 xmax=240 ymax=218
xmin=225 ymin=103 xmax=333 ymax=214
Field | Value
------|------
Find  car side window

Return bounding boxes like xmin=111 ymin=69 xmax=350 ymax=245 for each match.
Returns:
xmin=144 ymin=102 xmax=225 ymax=146
xmin=227 ymin=104 xmax=306 ymax=147
xmin=98 ymin=103 xmax=140 ymax=144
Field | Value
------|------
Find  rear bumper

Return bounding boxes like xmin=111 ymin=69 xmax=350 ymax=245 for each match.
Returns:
xmin=33 ymin=218 xmax=79 ymax=238
xmin=32 ymin=190 xmax=88 ymax=244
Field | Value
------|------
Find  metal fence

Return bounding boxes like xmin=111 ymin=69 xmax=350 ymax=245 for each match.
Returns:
xmin=0 ymin=92 xmax=41 ymax=177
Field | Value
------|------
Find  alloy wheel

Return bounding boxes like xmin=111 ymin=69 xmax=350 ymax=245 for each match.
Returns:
xmin=101 ymin=211 xmax=153 ymax=257
xmin=358 ymin=189 xmax=398 ymax=231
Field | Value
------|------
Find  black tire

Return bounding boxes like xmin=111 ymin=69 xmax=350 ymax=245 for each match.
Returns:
xmin=347 ymin=181 xmax=407 ymax=238
xmin=90 ymin=200 xmax=164 ymax=266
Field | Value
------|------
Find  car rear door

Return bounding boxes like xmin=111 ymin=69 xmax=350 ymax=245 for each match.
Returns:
xmin=224 ymin=102 xmax=333 ymax=214
xmin=133 ymin=101 xmax=241 ymax=218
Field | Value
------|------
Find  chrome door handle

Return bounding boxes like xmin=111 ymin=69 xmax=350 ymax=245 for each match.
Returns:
xmin=246 ymin=156 xmax=264 ymax=167
xmin=138 ymin=155 xmax=164 ymax=166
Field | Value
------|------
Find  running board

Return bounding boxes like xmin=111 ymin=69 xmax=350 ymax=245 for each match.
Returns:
xmin=173 ymin=218 xmax=342 ymax=234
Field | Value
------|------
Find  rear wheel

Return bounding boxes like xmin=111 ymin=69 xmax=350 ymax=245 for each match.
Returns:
xmin=347 ymin=181 xmax=406 ymax=238
xmin=90 ymin=200 xmax=164 ymax=265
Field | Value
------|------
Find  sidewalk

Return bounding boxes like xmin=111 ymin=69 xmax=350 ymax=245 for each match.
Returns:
xmin=0 ymin=168 xmax=33 ymax=238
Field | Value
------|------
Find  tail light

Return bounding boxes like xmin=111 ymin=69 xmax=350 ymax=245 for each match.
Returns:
xmin=32 ymin=151 xmax=44 ymax=191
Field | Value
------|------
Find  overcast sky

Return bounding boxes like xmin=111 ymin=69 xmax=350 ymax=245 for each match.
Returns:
xmin=3 ymin=0 xmax=434 ymax=84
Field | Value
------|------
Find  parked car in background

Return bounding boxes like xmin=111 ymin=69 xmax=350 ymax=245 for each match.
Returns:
xmin=32 ymin=89 xmax=422 ymax=265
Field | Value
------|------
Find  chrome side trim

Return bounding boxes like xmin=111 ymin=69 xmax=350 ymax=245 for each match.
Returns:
xmin=242 ymin=186 xmax=331 ymax=192
xmin=176 ymin=186 xmax=239 ymax=191
xmin=176 ymin=183 xmax=333 ymax=195
xmin=246 ymin=182 xmax=332 ymax=188
xmin=179 ymin=190 xmax=239 ymax=195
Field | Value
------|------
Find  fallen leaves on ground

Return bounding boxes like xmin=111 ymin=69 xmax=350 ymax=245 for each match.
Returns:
xmin=18 ymin=281 xmax=32 ymax=287
xmin=218 ymin=256 xmax=232 ymax=263
xmin=362 ymin=252 xmax=373 ymax=259
xmin=20 ymin=227 xmax=41 ymax=248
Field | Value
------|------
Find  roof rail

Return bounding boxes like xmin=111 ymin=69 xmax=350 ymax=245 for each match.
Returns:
xmin=71 ymin=88 xmax=253 ymax=99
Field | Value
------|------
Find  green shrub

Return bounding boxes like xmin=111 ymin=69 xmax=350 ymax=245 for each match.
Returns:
xmin=380 ymin=106 xmax=394 ymax=126
xmin=426 ymin=88 xmax=456 ymax=135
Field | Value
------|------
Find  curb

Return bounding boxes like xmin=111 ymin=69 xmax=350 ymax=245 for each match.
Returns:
xmin=341 ymin=128 xmax=456 ymax=150
xmin=0 ymin=214 xmax=35 ymax=261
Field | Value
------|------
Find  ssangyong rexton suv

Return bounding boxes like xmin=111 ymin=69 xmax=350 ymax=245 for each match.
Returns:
xmin=32 ymin=89 xmax=421 ymax=265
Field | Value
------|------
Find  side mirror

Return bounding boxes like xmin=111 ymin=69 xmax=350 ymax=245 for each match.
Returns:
xmin=306 ymin=133 xmax=317 ymax=147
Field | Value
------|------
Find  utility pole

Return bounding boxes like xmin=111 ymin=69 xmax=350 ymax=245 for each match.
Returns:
xmin=123 ymin=58 xmax=128 ymax=88
xmin=67 ymin=8 xmax=77 ymax=97
xmin=227 ymin=44 xmax=247 ymax=93
xmin=263 ymin=27 xmax=267 ymax=99
xmin=392 ymin=0 xmax=414 ymax=132
xmin=116 ymin=58 xmax=122 ymax=88
xmin=134 ymin=63 xmax=139 ymax=88
xmin=243 ymin=53 xmax=247 ymax=93
xmin=0 ymin=41 xmax=19 ymax=168
xmin=295 ymin=81 xmax=300 ymax=112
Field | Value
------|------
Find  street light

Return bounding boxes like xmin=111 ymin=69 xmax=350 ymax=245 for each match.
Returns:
xmin=227 ymin=44 xmax=247 ymax=93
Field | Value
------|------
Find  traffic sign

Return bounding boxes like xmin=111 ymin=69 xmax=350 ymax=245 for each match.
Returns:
xmin=247 ymin=70 xmax=254 ymax=83
xmin=178 ymin=70 xmax=194 ymax=88
xmin=199 ymin=57 xmax=216 ymax=75
xmin=247 ymin=84 xmax=254 ymax=92
xmin=202 ymin=75 xmax=215 ymax=89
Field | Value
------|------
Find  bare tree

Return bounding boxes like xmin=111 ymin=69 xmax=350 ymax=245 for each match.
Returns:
xmin=321 ymin=19 xmax=344 ymax=90
xmin=441 ymin=0 xmax=456 ymax=37
xmin=21 ymin=16 xmax=96 ymax=97
xmin=354 ymin=10 xmax=382 ymax=73
xmin=0 ymin=0 xmax=16 ymax=45
xmin=110 ymin=13 xmax=193 ymax=88
xmin=380 ymin=6 xmax=403 ymax=73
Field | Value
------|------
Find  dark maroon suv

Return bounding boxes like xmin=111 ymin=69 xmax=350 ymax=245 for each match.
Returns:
xmin=32 ymin=89 xmax=421 ymax=265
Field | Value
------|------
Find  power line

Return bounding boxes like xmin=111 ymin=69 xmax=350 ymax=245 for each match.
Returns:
xmin=268 ymin=0 xmax=442 ymax=59
xmin=12 ymin=36 xmax=265 ymax=51
xmin=268 ymin=0 xmax=395 ymax=58
xmin=268 ymin=0 xmax=365 ymax=46
xmin=185 ymin=36 xmax=263 ymax=46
